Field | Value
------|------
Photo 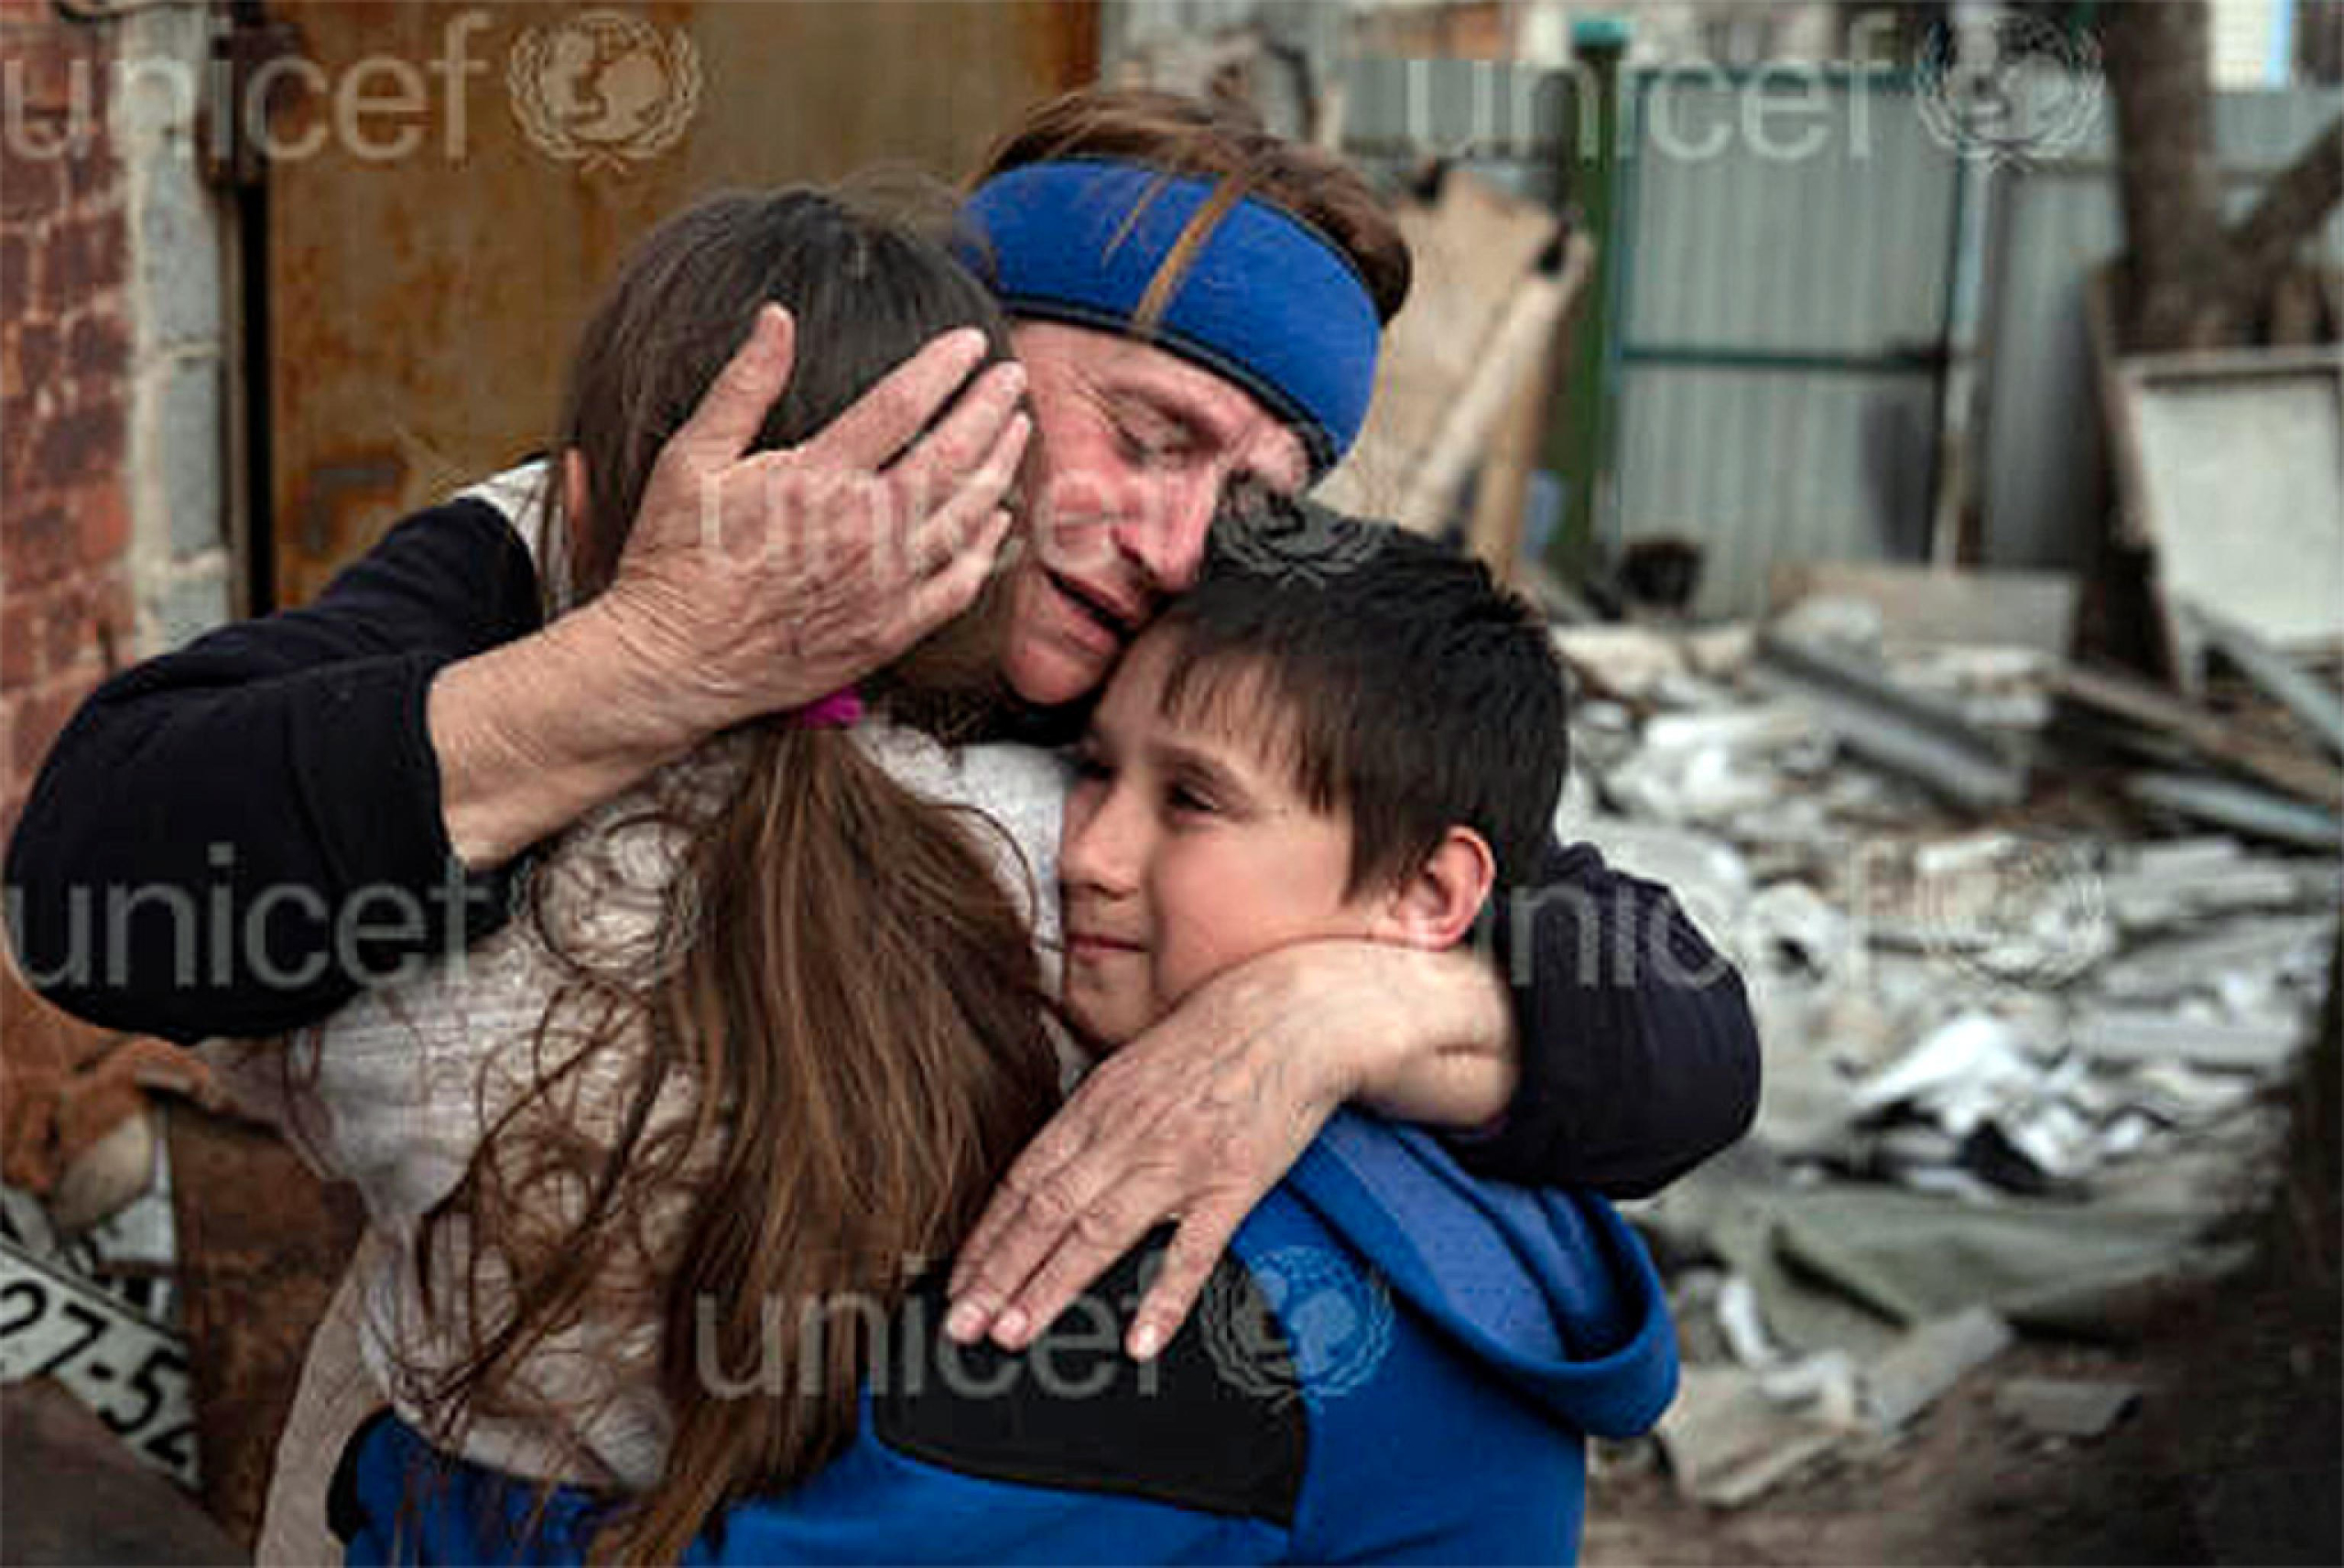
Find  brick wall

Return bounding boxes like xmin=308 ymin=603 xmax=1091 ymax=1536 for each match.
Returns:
xmin=3 ymin=0 xmax=137 ymax=839
xmin=3 ymin=3 xmax=145 ymax=1194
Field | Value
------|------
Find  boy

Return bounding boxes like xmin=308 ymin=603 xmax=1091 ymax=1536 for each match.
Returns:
xmin=335 ymin=507 xmax=1677 ymax=1565
xmin=1041 ymin=513 xmax=1678 ymax=1561
xmin=1059 ymin=515 xmax=1573 ymax=1098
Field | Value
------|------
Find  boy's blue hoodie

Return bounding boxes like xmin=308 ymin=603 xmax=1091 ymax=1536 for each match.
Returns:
xmin=336 ymin=1112 xmax=1677 ymax=1564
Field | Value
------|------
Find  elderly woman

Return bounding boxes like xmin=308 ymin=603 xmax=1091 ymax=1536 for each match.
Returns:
xmin=5 ymin=91 xmax=1755 ymax=1358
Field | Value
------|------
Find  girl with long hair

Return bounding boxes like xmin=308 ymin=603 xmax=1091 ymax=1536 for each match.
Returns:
xmin=222 ymin=186 xmax=1071 ymax=1563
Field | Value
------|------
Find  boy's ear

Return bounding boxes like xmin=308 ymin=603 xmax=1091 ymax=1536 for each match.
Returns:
xmin=1371 ymin=827 xmax=1495 ymax=951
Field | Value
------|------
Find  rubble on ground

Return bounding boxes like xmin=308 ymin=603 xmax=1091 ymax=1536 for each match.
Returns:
xmin=1561 ymin=582 xmax=2342 ymax=1507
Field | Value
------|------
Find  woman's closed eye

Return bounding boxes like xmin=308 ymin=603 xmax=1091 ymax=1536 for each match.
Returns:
xmin=1112 ymin=416 xmax=1196 ymax=470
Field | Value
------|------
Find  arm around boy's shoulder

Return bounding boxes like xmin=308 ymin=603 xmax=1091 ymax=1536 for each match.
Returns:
xmin=2 ymin=493 xmax=544 ymax=1043
xmin=1453 ymin=837 xmax=1762 ymax=1198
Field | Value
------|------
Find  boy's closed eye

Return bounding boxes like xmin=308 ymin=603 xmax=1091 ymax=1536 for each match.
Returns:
xmin=1165 ymin=777 xmax=1220 ymax=818
xmin=1156 ymin=743 xmax=1264 ymax=823
xmin=1071 ymin=735 xmax=1250 ymax=820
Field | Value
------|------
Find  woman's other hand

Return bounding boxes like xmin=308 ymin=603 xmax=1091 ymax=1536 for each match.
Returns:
xmin=943 ymin=939 xmax=1517 ymax=1361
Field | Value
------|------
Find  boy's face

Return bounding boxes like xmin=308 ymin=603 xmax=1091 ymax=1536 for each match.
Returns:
xmin=1057 ymin=631 xmax=1382 ymax=1047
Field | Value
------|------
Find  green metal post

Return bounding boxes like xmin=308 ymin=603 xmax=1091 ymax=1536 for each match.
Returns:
xmin=1544 ymin=15 xmax=1628 ymax=586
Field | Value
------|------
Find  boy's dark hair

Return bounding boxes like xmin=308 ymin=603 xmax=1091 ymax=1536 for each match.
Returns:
xmin=1152 ymin=494 xmax=1568 ymax=898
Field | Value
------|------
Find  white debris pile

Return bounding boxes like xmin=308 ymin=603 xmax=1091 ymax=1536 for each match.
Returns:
xmin=1557 ymin=595 xmax=2342 ymax=1506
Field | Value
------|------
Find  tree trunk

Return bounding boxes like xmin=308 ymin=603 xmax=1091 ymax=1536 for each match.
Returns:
xmin=2228 ymin=114 xmax=2344 ymax=303
xmin=2103 ymin=0 xmax=2344 ymax=351
xmin=2106 ymin=2 xmax=2230 ymax=350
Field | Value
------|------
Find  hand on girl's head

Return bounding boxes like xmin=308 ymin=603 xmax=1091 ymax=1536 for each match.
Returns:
xmin=593 ymin=308 xmax=1029 ymax=735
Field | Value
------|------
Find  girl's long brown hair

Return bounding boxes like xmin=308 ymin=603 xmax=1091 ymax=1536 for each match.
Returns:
xmin=402 ymin=188 xmax=1060 ymax=1563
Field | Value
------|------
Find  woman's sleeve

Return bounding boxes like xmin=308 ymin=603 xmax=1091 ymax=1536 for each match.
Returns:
xmin=1452 ymin=838 xmax=1762 ymax=1197
xmin=3 ymin=499 xmax=543 ymax=1044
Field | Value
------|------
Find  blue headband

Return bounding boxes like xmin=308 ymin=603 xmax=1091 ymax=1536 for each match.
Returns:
xmin=961 ymin=159 xmax=1382 ymax=477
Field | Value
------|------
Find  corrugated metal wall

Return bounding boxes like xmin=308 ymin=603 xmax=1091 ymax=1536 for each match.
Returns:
xmin=1345 ymin=62 xmax=2341 ymax=612
xmin=1335 ymin=62 xmax=1966 ymax=612
xmin=1978 ymin=86 xmax=2344 ymax=571
xmin=1611 ymin=72 xmax=1962 ymax=614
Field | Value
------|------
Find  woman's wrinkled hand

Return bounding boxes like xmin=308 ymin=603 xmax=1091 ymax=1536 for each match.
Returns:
xmin=591 ymin=304 xmax=1030 ymax=740
xmin=943 ymin=939 xmax=1516 ymax=1362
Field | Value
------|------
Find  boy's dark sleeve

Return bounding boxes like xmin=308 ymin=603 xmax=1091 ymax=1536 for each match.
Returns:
xmin=1453 ymin=838 xmax=1761 ymax=1196
xmin=4 ymin=499 xmax=543 ymax=1044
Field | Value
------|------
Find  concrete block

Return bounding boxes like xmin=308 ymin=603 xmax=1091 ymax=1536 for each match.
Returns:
xmin=1657 ymin=1365 xmax=1846 ymax=1508
xmin=2071 ymin=1008 xmax=2306 ymax=1074
xmin=145 ymin=561 xmax=230 ymax=654
xmin=146 ymin=353 xmax=222 ymax=559
xmin=131 ymin=176 xmax=222 ymax=352
xmin=120 ymin=5 xmax=223 ymax=354
xmin=1994 ymin=1376 xmax=2142 ymax=1439
xmin=1862 ymin=1305 xmax=2013 ymax=1430
xmin=1770 ymin=561 xmax=2080 ymax=659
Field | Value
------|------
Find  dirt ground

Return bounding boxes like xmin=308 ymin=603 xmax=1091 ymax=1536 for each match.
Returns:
xmin=1588 ymin=1300 xmax=2338 ymax=1566
xmin=1589 ymin=1001 xmax=2344 ymax=1568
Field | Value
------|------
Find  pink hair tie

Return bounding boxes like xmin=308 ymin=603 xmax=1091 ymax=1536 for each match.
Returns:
xmin=791 ymin=687 xmax=864 ymax=730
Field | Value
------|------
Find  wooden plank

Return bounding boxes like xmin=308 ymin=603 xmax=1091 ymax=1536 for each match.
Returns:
xmin=1318 ymin=168 xmax=1561 ymax=520
xmin=1753 ymin=632 xmax=2028 ymax=812
xmin=1398 ymin=232 xmax=1591 ymax=538
xmin=2054 ymin=662 xmax=2344 ymax=805
xmin=2072 ymin=1008 xmax=2309 ymax=1072
xmin=1461 ymin=319 xmax=1558 ymax=588
xmin=2125 ymin=773 xmax=2344 ymax=850
xmin=2086 ymin=266 xmax=2155 ymax=551
xmin=2187 ymin=602 xmax=2344 ymax=759
xmin=2096 ymin=281 xmax=2344 ymax=687
xmin=1768 ymin=562 xmax=2079 ymax=657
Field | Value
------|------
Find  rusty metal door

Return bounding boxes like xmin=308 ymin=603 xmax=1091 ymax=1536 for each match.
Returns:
xmin=256 ymin=1 xmax=1096 ymax=607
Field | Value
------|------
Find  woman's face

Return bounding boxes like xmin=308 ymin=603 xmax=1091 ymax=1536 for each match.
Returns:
xmin=998 ymin=323 xmax=1310 ymax=708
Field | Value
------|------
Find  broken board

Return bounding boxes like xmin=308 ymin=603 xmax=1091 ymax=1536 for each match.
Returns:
xmin=2107 ymin=340 xmax=2344 ymax=687
xmin=1769 ymin=562 xmax=2079 ymax=660
xmin=1318 ymin=167 xmax=1563 ymax=527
